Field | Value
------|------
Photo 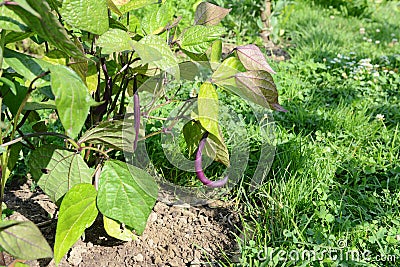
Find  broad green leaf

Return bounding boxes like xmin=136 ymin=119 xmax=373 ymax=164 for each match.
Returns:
xmin=180 ymin=25 xmax=225 ymax=54
xmin=205 ymin=131 xmax=230 ymax=167
xmin=126 ymin=13 xmax=140 ymax=32
xmin=141 ymin=3 xmax=172 ymax=35
xmin=3 ymin=48 xmax=51 ymax=84
xmin=42 ymin=50 xmax=68 ymax=66
xmin=97 ymin=28 xmax=133 ymax=54
xmin=0 ymin=76 xmax=28 ymax=115
xmin=28 ymin=146 xmax=93 ymax=202
xmin=235 ymin=70 xmax=287 ymax=112
xmin=6 ymin=0 xmax=86 ymax=60
xmin=182 ymin=49 xmax=209 ymax=64
xmin=69 ymin=59 xmax=87 ymax=87
xmin=116 ymin=0 xmax=160 ymax=14
xmin=24 ymin=100 xmax=56 ymax=110
xmin=109 ymin=17 xmax=129 ymax=31
xmin=0 ymin=77 xmax=16 ymax=95
xmin=50 ymin=65 xmax=96 ymax=138
xmin=69 ymin=37 xmax=87 ymax=83
xmin=132 ymin=42 xmax=162 ymax=65
xmin=107 ymin=0 xmax=122 ymax=16
xmin=86 ymin=62 xmax=98 ymax=94
xmin=7 ymin=143 xmax=23 ymax=175
xmin=0 ymin=220 xmax=53 ymax=260
xmin=47 ymin=0 xmax=62 ymax=11
xmin=194 ymin=2 xmax=231 ymax=26
xmin=1 ymin=141 xmax=22 ymax=180
xmin=198 ymin=82 xmax=222 ymax=142
xmin=0 ymin=6 xmax=28 ymax=32
xmin=182 ymin=120 xmax=204 ymax=156
xmin=139 ymin=35 xmax=180 ymax=79
xmin=179 ymin=61 xmax=204 ymax=81
xmin=97 ymin=160 xmax=158 ymax=235
xmin=32 ymin=121 xmax=48 ymax=132
xmin=54 ymin=184 xmax=98 ymax=264
xmin=212 ymin=56 xmax=245 ymax=87
xmin=11 ymin=0 xmax=40 ymax=17
xmin=103 ymin=216 xmax=135 ymax=241
xmin=39 ymin=86 xmax=55 ymax=99
xmin=78 ymin=119 xmax=135 ymax=153
xmin=61 ymin=0 xmax=109 ymax=35
xmin=236 ymin=44 xmax=276 ymax=74
xmin=5 ymin=31 xmax=34 ymax=44
xmin=209 ymin=39 xmax=222 ymax=69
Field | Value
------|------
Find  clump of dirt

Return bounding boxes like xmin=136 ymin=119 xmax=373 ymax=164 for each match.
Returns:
xmin=3 ymin=178 xmax=241 ymax=266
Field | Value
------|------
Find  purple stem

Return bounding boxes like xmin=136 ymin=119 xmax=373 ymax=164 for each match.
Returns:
xmin=195 ymin=132 xmax=228 ymax=188
xmin=133 ymin=90 xmax=140 ymax=151
xmin=1 ymin=1 xmax=18 ymax=6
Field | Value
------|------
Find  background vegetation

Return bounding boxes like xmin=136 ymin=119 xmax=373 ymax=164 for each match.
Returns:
xmin=209 ymin=0 xmax=400 ymax=266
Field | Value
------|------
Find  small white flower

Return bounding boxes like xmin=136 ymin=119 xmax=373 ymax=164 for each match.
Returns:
xmin=367 ymin=38 xmax=372 ymax=43
xmin=392 ymin=38 xmax=398 ymax=43
xmin=360 ymin=27 xmax=366 ymax=34
xmin=373 ymin=72 xmax=379 ymax=77
xmin=190 ymin=89 xmax=197 ymax=98
xmin=363 ymin=37 xmax=367 ymax=40
xmin=376 ymin=29 xmax=380 ymax=33
xmin=375 ymin=114 xmax=385 ymax=121
xmin=330 ymin=15 xmax=335 ymax=19
xmin=389 ymin=70 xmax=395 ymax=75
xmin=391 ymin=33 xmax=396 ymax=37
xmin=375 ymin=40 xmax=380 ymax=44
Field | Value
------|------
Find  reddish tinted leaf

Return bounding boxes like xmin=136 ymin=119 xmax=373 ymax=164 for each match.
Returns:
xmin=194 ymin=2 xmax=231 ymax=26
xmin=235 ymin=70 xmax=287 ymax=112
xmin=236 ymin=44 xmax=276 ymax=74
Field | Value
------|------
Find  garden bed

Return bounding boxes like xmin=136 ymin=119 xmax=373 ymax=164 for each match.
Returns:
xmin=4 ymin=178 xmax=241 ymax=266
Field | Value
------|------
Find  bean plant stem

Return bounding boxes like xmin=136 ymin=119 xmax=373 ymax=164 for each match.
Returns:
xmin=0 ymin=97 xmax=4 ymax=218
xmin=0 ymin=30 xmax=5 ymax=77
xmin=0 ymin=30 xmax=5 ymax=218
xmin=79 ymin=146 xmax=109 ymax=159
xmin=0 ymin=132 xmax=76 ymax=149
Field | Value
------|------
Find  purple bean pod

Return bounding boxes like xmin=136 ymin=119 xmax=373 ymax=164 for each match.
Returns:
xmin=133 ymin=90 xmax=140 ymax=152
xmin=195 ymin=132 xmax=228 ymax=188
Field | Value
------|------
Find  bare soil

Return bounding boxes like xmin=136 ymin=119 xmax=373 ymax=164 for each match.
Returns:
xmin=3 ymin=178 xmax=241 ymax=266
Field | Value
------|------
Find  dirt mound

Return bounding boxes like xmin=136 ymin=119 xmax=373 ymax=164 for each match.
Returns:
xmin=4 ymin=179 xmax=241 ymax=266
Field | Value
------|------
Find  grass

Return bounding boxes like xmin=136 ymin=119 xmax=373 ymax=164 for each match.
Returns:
xmin=225 ymin=1 xmax=400 ymax=266
xmin=138 ymin=2 xmax=399 ymax=265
